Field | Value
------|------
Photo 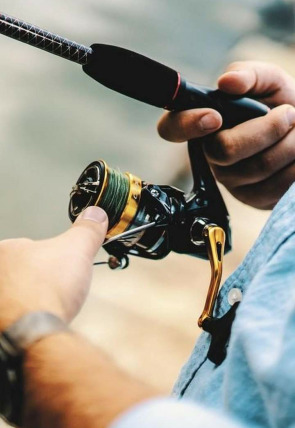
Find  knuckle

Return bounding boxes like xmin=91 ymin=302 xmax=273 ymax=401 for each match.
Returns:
xmin=78 ymin=224 xmax=105 ymax=249
xmin=0 ymin=237 xmax=32 ymax=249
xmin=229 ymin=187 xmax=248 ymax=204
xmin=255 ymin=151 xmax=275 ymax=176
xmin=230 ymin=183 xmax=275 ymax=209
xmin=15 ymin=237 xmax=34 ymax=247
xmin=214 ymin=133 xmax=237 ymax=165
xmin=226 ymin=61 xmax=244 ymax=72
xmin=175 ymin=114 xmax=192 ymax=141
xmin=0 ymin=238 xmax=33 ymax=256
xmin=268 ymin=117 xmax=286 ymax=141
xmin=211 ymin=165 xmax=221 ymax=181
xmin=157 ymin=117 xmax=168 ymax=139
xmin=211 ymin=165 xmax=228 ymax=185
xmin=269 ymin=105 xmax=293 ymax=139
xmin=157 ymin=113 xmax=187 ymax=142
xmin=230 ymin=187 xmax=263 ymax=209
xmin=175 ymin=115 xmax=186 ymax=138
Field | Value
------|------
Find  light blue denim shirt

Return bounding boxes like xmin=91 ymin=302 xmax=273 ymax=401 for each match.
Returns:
xmin=111 ymin=183 xmax=295 ymax=428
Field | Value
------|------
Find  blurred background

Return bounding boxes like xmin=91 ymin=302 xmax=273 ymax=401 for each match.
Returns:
xmin=0 ymin=0 xmax=295 ymax=422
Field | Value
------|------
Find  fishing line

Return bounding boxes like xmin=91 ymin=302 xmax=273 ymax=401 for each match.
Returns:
xmin=99 ymin=168 xmax=130 ymax=229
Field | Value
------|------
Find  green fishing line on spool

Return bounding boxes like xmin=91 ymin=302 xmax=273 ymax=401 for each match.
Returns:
xmin=98 ymin=167 xmax=130 ymax=229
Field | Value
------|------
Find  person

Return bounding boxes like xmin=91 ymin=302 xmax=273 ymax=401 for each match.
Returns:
xmin=0 ymin=61 xmax=294 ymax=428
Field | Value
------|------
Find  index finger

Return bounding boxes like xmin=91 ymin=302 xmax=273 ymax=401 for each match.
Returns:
xmin=203 ymin=104 xmax=295 ymax=166
xmin=157 ymin=108 xmax=222 ymax=142
xmin=217 ymin=61 xmax=295 ymax=106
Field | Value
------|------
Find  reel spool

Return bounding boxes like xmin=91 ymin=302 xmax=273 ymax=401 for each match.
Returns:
xmin=69 ymin=160 xmax=142 ymax=238
xmin=69 ymin=160 xmax=174 ymax=264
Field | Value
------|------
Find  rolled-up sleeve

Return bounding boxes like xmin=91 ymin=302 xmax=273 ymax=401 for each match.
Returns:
xmin=109 ymin=398 xmax=248 ymax=428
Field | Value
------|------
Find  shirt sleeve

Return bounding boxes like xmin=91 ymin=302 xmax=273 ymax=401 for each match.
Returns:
xmin=109 ymin=398 xmax=248 ymax=428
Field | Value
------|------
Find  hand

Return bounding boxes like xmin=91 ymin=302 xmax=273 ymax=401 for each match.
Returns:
xmin=0 ymin=206 xmax=108 ymax=331
xmin=158 ymin=61 xmax=295 ymax=209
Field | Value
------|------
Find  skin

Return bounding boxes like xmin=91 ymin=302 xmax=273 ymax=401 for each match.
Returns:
xmin=0 ymin=206 xmax=157 ymax=428
xmin=0 ymin=207 xmax=109 ymax=331
xmin=158 ymin=61 xmax=295 ymax=209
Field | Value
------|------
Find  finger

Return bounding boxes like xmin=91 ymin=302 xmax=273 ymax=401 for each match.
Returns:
xmin=218 ymin=61 xmax=287 ymax=96
xmin=157 ymin=108 xmax=222 ymax=142
xmin=212 ymin=126 xmax=295 ymax=187
xmin=228 ymin=162 xmax=295 ymax=210
xmin=203 ymin=105 xmax=295 ymax=166
xmin=62 ymin=207 xmax=109 ymax=261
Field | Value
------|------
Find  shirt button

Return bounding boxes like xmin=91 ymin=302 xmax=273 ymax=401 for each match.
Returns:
xmin=228 ymin=288 xmax=243 ymax=306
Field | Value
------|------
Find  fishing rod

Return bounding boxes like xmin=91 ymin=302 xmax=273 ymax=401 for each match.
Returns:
xmin=0 ymin=11 xmax=268 ymax=248
xmin=0 ymin=11 xmax=267 ymax=124
xmin=0 ymin=9 xmax=269 ymax=274
xmin=0 ymin=12 xmax=92 ymax=65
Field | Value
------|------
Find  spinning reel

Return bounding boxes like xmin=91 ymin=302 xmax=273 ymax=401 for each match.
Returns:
xmin=69 ymin=140 xmax=231 ymax=335
xmin=69 ymin=146 xmax=231 ymax=267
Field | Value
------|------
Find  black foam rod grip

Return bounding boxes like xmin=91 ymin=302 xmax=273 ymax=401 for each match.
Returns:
xmin=83 ymin=44 xmax=179 ymax=108
xmin=83 ymin=44 xmax=269 ymax=129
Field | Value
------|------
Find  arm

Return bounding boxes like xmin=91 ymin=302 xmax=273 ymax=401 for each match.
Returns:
xmin=0 ymin=206 xmax=156 ymax=428
xmin=158 ymin=61 xmax=295 ymax=209
xmin=24 ymin=333 xmax=156 ymax=428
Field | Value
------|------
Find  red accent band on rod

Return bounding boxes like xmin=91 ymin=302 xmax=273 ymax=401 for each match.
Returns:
xmin=172 ymin=72 xmax=181 ymax=101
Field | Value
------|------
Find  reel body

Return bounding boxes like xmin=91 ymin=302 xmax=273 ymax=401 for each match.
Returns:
xmin=69 ymin=156 xmax=232 ymax=267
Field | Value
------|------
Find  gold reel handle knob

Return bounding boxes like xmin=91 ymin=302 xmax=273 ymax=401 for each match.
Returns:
xmin=198 ymin=225 xmax=225 ymax=328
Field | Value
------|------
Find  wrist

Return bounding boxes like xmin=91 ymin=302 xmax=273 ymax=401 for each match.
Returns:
xmin=0 ymin=298 xmax=65 ymax=332
xmin=1 ymin=312 xmax=70 ymax=354
xmin=0 ymin=311 xmax=70 ymax=426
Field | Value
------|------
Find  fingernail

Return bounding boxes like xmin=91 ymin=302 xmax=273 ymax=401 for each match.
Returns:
xmin=78 ymin=206 xmax=108 ymax=223
xmin=287 ymin=108 xmax=295 ymax=126
xmin=200 ymin=113 xmax=221 ymax=131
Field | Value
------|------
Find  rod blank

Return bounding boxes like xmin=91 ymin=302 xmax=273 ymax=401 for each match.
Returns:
xmin=0 ymin=12 xmax=92 ymax=65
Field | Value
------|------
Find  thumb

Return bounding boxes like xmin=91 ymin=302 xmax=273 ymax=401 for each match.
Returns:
xmin=63 ymin=206 xmax=109 ymax=261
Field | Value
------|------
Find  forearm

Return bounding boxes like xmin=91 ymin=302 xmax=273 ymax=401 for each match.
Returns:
xmin=23 ymin=332 xmax=157 ymax=428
